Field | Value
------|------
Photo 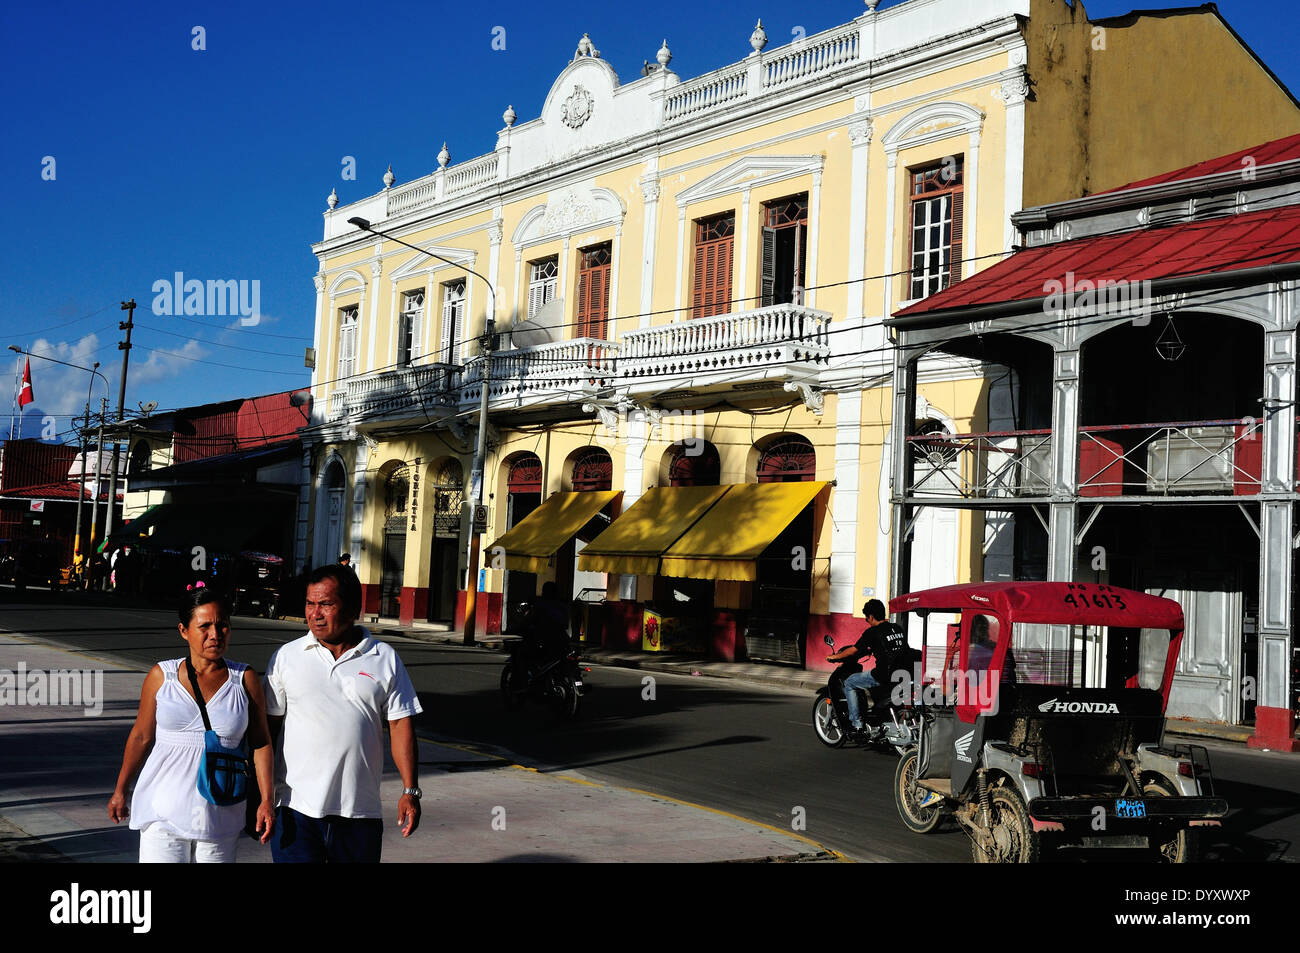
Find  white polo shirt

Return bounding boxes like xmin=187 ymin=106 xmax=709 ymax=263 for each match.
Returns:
xmin=263 ymin=628 xmax=422 ymax=819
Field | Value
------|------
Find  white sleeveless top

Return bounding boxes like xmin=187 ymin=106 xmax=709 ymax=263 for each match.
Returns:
xmin=129 ymin=658 xmax=251 ymax=841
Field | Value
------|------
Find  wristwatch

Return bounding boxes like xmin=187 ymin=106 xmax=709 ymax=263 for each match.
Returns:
xmin=403 ymin=786 xmax=422 ymax=799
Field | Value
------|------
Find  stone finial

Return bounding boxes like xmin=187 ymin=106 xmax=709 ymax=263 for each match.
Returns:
xmin=382 ymin=164 xmax=395 ymax=189
xmin=750 ymin=19 xmax=768 ymax=53
xmin=573 ymin=32 xmax=600 ymax=60
xmin=327 ymin=188 xmax=338 ymax=210
xmin=657 ymin=39 xmax=672 ymax=67
xmin=437 ymin=143 xmax=450 ymax=169
xmin=866 ymin=0 xmax=880 ymax=10
xmin=503 ymin=104 xmax=517 ymax=127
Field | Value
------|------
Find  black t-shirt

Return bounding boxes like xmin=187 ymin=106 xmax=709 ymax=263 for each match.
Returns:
xmin=855 ymin=621 xmax=907 ymax=679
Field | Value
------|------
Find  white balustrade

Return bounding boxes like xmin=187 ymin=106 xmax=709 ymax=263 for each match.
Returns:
xmin=763 ymin=24 xmax=859 ymax=90
xmin=444 ymin=153 xmax=500 ymax=197
xmin=664 ymin=65 xmax=749 ymax=122
xmin=387 ymin=176 xmax=438 ymax=216
xmin=330 ymin=364 xmax=459 ymax=420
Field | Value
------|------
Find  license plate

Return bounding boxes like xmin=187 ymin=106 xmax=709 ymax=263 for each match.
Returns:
xmin=1114 ymin=798 xmax=1147 ymax=818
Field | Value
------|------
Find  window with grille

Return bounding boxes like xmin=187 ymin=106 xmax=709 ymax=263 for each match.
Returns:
xmin=668 ymin=442 xmax=721 ymax=487
xmin=908 ymin=157 xmax=964 ymax=300
xmin=692 ymin=213 xmax=735 ymax=319
xmin=571 ymin=447 xmax=613 ymax=492
xmin=337 ymin=306 xmax=359 ymax=380
xmin=527 ymin=257 xmax=559 ymax=321
xmin=439 ymin=280 xmax=464 ymax=365
xmin=757 ymin=435 xmax=816 ymax=483
xmin=760 ymin=194 xmax=808 ymax=308
xmin=397 ymin=290 xmax=424 ymax=366
xmin=576 ymin=243 xmax=612 ymax=340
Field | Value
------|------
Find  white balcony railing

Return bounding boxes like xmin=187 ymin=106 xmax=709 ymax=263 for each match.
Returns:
xmin=461 ymin=338 xmax=618 ymax=404
xmin=762 ymin=22 xmax=860 ymax=91
xmin=444 ymin=153 xmax=500 ymax=197
xmin=664 ymin=64 xmax=749 ymax=122
xmin=328 ymin=363 xmax=459 ymax=420
xmin=619 ymin=303 xmax=831 ymax=381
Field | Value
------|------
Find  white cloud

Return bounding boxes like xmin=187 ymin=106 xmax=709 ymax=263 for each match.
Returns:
xmin=25 ymin=334 xmax=103 ymax=417
xmin=130 ymin=338 xmax=207 ymax=387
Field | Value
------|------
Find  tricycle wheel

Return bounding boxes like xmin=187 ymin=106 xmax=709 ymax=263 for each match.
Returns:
xmin=812 ymin=692 xmax=846 ymax=748
xmin=1144 ymin=779 xmax=1199 ymax=863
xmin=971 ymin=785 xmax=1040 ymax=864
xmin=894 ymin=749 xmax=944 ymax=833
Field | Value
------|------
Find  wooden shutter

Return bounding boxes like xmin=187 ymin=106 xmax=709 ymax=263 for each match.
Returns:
xmin=760 ymin=226 xmax=776 ymax=308
xmin=577 ymin=248 xmax=610 ymax=339
xmin=948 ymin=190 xmax=964 ymax=285
xmin=410 ymin=298 xmax=422 ymax=359
xmin=692 ymin=218 xmax=734 ymax=319
xmin=441 ymin=282 xmax=462 ymax=365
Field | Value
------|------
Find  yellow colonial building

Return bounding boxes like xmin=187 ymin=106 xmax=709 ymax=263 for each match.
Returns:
xmin=299 ymin=0 xmax=1299 ymax=666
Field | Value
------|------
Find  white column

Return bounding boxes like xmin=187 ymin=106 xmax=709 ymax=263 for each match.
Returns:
xmin=487 ymin=220 xmax=504 ymax=324
xmin=619 ymin=414 xmax=649 ymax=601
xmin=997 ymin=64 xmax=1029 ymax=251
xmin=609 ymin=223 xmax=623 ymax=340
xmin=1047 ymin=346 xmax=1080 ymax=581
xmin=881 ymin=152 xmax=899 ymax=319
xmin=805 ymin=170 xmax=822 ymax=309
xmin=311 ymin=274 xmax=325 ymax=394
xmin=366 ymin=255 xmax=382 ymax=371
xmin=846 ymin=118 xmax=873 ymax=340
xmin=965 ymin=130 xmax=980 ymax=275
xmin=674 ymin=207 xmax=688 ymax=318
xmin=388 ymin=281 xmax=398 ymax=365
xmin=639 ymin=177 xmax=661 ymax=330
xmin=350 ymin=440 xmax=370 ymax=575
xmin=735 ymin=188 xmax=752 ymax=312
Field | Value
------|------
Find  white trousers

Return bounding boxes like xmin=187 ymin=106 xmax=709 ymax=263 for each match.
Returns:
xmin=138 ymin=822 xmax=240 ymax=863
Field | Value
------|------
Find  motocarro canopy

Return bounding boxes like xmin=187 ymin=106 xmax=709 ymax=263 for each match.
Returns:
xmin=659 ymin=481 xmax=828 ymax=582
xmin=576 ymin=485 xmax=731 ymax=576
xmin=889 ymin=581 xmax=1184 ymax=630
xmin=487 ymin=490 xmax=621 ymax=573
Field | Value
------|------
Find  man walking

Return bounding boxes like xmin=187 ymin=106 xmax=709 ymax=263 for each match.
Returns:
xmin=264 ymin=564 xmax=422 ymax=862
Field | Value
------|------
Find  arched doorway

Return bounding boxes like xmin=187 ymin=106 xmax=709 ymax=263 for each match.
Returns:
xmin=502 ymin=452 xmax=543 ymax=632
xmin=757 ymin=434 xmax=816 ymax=483
xmin=565 ymin=447 xmax=614 ymax=610
xmin=314 ymin=458 xmax=346 ymax=570
xmin=750 ymin=433 xmax=817 ymax=663
xmin=380 ymin=463 xmax=410 ymax=618
xmin=427 ymin=459 xmax=463 ymax=623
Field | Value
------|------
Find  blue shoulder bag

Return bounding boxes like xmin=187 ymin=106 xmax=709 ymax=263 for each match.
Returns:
xmin=184 ymin=659 xmax=251 ymax=806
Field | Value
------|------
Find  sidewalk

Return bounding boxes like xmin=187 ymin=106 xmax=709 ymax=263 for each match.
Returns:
xmin=373 ymin=617 xmax=1265 ymax=747
xmin=0 ymin=629 xmax=841 ymax=863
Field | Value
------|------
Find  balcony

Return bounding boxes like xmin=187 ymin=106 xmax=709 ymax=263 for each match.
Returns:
xmin=327 ymin=363 xmax=459 ymax=423
xmin=906 ymin=419 xmax=1285 ymax=502
xmin=459 ymin=338 xmax=618 ymax=410
xmin=619 ymin=303 xmax=830 ymax=396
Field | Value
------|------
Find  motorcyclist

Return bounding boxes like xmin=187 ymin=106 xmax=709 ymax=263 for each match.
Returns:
xmin=522 ymin=581 xmax=571 ymax=671
xmin=826 ymin=599 xmax=907 ymax=737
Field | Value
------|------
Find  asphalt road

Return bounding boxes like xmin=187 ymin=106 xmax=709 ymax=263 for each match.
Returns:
xmin=4 ymin=594 xmax=1299 ymax=863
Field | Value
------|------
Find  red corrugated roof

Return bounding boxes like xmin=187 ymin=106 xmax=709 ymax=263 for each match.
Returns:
xmin=0 ymin=481 xmax=121 ymax=502
xmin=1097 ymin=133 xmax=1300 ymax=195
xmin=237 ymin=390 xmax=303 ymax=449
xmin=894 ymin=203 xmax=1300 ymax=319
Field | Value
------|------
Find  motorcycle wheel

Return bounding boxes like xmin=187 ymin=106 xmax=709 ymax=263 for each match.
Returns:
xmin=556 ymin=680 xmax=581 ymax=720
xmin=894 ymin=749 xmax=944 ymax=834
xmin=812 ymin=692 xmax=847 ymax=748
xmin=970 ymin=785 xmax=1040 ymax=864
xmin=500 ymin=661 xmax=524 ymax=711
xmin=1144 ymin=779 xmax=1199 ymax=863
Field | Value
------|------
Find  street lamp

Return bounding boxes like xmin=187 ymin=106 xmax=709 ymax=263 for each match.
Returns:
xmin=347 ymin=216 xmax=495 ymax=645
xmin=8 ymin=345 xmax=111 ymax=570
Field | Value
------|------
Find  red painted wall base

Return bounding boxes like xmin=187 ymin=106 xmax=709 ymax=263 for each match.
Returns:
xmin=605 ymin=601 xmax=643 ymax=650
xmin=453 ymin=589 xmax=503 ymax=638
xmin=804 ymin=613 xmax=865 ymax=672
xmin=710 ymin=610 xmax=743 ymax=661
xmin=361 ymin=583 xmax=380 ymax=617
xmin=399 ymin=587 xmax=429 ymax=626
xmin=1247 ymin=705 xmax=1300 ymax=752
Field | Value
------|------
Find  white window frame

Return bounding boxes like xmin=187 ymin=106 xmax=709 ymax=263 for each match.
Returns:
xmin=440 ymin=279 xmax=465 ymax=366
xmin=527 ymin=257 xmax=558 ymax=321
xmin=337 ymin=305 xmax=359 ymax=380
xmin=398 ymin=289 xmax=424 ymax=365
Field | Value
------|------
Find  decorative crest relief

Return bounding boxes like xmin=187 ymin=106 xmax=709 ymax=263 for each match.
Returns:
xmin=561 ymin=84 xmax=595 ymax=129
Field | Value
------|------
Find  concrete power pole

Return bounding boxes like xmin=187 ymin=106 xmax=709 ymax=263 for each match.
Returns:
xmin=104 ymin=299 xmax=135 ymax=541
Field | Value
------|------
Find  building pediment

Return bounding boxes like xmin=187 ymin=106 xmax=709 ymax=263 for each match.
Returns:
xmin=513 ymin=186 xmax=626 ymax=245
xmin=387 ymin=245 xmax=477 ymax=283
xmin=675 ymin=155 xmax=825 ymax=208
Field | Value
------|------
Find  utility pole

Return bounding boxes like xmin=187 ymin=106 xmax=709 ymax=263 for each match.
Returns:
xmin=463 ymin=319 xmax=494 ymax=645
xmin=71 ymin=360 xmax=99 ymax=564
xmin=90 ymin=397 xmax=107 ymax=586
xmin=104 ymin=299 xmax=135 ymax=540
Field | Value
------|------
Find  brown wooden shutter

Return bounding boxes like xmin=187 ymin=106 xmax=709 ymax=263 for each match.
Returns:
xmin=760 ymin=226 xmax=776 ymax=308
xmin=949 ymin=189 xmax=964 ymax=285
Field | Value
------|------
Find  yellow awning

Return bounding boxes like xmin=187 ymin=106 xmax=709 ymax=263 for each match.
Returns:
xmin=486 ymin=490 xmax=621 ymax=573
xmin=660 ymin=481 xmax=829 ymax=581
xmin=576 ymin=485 xmax=732 ymax=575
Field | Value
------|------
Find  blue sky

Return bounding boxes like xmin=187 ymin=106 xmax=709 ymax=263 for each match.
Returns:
xmin=2 ymin=0 xmax=1297 ymax=443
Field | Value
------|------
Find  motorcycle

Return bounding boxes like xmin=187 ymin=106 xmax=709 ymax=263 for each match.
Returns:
xmin=812 ymin=634 xmax=918 ymax=753
xmin=500 ymin=638 xmax=585 ymax=719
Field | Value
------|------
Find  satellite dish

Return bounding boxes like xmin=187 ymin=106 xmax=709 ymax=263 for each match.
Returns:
xmin=139 ymin=400 xmax=158 ymax=415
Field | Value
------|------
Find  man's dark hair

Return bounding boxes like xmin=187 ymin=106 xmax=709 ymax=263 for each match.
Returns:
xmin=863 ymin=598 xmax=887 ymax=622
xmin=308 ymin=563 xmax=363 ymax=618
xmin=339 ymin=552 xmax=351 ymax=563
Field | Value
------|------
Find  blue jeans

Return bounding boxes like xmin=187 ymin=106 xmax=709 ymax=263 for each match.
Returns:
xmin=843 ymin=671 xmax=878 ymax=728
xmin=271 ymin=806 xmax=383 ymax=863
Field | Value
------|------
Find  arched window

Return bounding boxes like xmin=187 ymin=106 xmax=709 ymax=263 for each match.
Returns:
xmin=384 ymin=464 xmax=410 ymax=531
xmin=507 ymin=454 xmax=543 ymax=494
xmin=571 ymin=447 xmax=613 ymax=492
xmin=667 ymin=441 xmax=720 ymax=487
xmin=757 ymin=435 xmax=815 ymax=483
xmin=129 ymin=441 xmax=152 ymax=477
xmin=433 ymin=460 xmax=464 ymax=539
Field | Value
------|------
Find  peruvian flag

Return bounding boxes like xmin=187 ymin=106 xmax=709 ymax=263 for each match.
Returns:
xmin=17 ymin=359 xmax=33 ymax=409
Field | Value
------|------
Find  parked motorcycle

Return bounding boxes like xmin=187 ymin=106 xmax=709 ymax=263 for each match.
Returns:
xmin=812 ymin=634 xmax=918 ymax=752
xmin=500 ymin=639 xmax=585 ymax=719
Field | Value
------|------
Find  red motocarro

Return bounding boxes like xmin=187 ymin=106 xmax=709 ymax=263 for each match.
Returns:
xmin=890 ymin=581 xmax=1226 ymax=862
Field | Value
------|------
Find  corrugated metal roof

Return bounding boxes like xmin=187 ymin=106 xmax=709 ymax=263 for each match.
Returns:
xmin=892 ymin=203 xmax=1300 ymax=321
